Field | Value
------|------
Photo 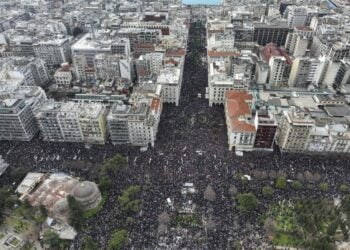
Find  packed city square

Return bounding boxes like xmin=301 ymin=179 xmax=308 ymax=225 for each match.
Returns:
xmin=0 ymin=21 xmax=349 ymax=249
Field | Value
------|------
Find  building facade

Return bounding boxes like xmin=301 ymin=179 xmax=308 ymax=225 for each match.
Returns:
xmin=225 ymin=91 xmax=256 ymax=152
xmin=0 ymin=99 xmax=39 ymax=141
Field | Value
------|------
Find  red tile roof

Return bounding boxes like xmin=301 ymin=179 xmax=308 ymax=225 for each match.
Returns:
xmin=262 ymin=43 xmax=292 ymax=65
xmin=226 ymin=91 xmax=255 ymax=133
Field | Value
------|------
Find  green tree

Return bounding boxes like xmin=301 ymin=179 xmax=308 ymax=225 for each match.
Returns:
xmin=108 ymin=229 xmax=128 ymax=250
xmin=237 ymin=193 xmax=258 ymax=212
xmin=104 ymin=154 xmax=127 ymax=175
xmin=43 ymin=230 xmax=67 ymax=250
xmin=83 ymin=236 xmax=99 ymax=250
xmin=262 ymin=186 xmax=274 ymax=198
xmin=339 ymin=184 xmax=349 ymax=193
xmin=10 ymin=167 xmax=27 ymax=182
xmin=67 ymin=195 xmax=84 ymax=230
xmin=327 ymin=219 xmax=339 ymax=236
xmin=341 ymin=195 xmax=350 ymax=215
xmin=319 ymin=182 xmax=329 ymax=191
xmin=292 ymin=180 xmax=303 ymax=190
xmin=117 ymin=186 xmax=141 ymax=214
xmin=0 ymin=187 xmax=14 ymax=226
xmin=5 ymin=195 xmax=17 ymax=209
xmin=99 ymin=173 xmax=112 ymax=193
xmin=276 ymin=176 xmax=286 ymax=189
xmin=16 ymin=200 xmax=34 ymax=220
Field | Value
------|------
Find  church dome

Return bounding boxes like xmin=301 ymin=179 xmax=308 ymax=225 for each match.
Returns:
xmin=71 ymin=181 xmax=102 ymax=210
xmin=52 ymin=198 xmax=69 ymax=220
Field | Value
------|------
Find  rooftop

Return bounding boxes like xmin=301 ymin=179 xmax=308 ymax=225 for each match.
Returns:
xmin=262 ymin=43 xmax=292 ymax=65
xmin=71 ymin=30 xmax=129 ymax=51
xmin=324 ymin=105 xmax=350 ymax=117
xmin=226 ymin=91 xmax=255 ymax=133
xmin=157 ymin=67 xmax=180 ymax=85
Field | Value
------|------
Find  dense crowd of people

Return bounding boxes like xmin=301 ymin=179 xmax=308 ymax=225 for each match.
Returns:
xmin=0 ymin=21 xmax=350 ymax=249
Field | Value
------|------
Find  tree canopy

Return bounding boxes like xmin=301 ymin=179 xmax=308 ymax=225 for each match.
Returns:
xmin=108 ymin=229 xmax=128 ymax=250
xmin=262 ymin=186 xmax=274 ymax=198
xmin=237 ymin=193 xmax=258 ymax=212
xmin=276 ymin=176 xmax=286 ymax=189
xmin=43 ymin=230 xmax=67 ymax=250
xmin=67 ymin=195 xmax=85 ymax=230
xmin=117 ymin=186 xmax=141 ymax=215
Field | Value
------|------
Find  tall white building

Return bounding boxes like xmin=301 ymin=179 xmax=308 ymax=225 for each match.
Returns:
xmin=0 ymin=57 xmax=49 ymax=87
xmin=208 ymin=60 xmax=248 ymax=106
xmin=286 ymin=6 xmax=307 ymax=28
xmin=285 ymin=26 xmax=313 ymax=54
xmin=33 ymin=37 xmax=71 ymax=66
xmin=276 ymin=109 xmax=314 ymax=153
xmin=269 ymin=56 xmax=289 ymax=87
xmin=262 ymin=43 xmax=291 ymax=88
xmin=36 ymin=101 xmax=107 ymax=144
xmin=71 ymin=31 xmax=131 ymax=66
xmin=145 ymin=53 xmax=164 ymax=75
xmin=107 ymin=85 xmax=163 ymax=147
xmin=292 ymin=35 xmax=308 ymax=57
xmin=157 ymin=67 xmax=181 ymax=106
xmin=288 ymin=57 xmax=326 ymax=87
xmin=108 ymin=102 xmax=131 ymax=145
xmin=0 ymin=99 xmax=39 ymax=141
xmin=73 ymin=55 xmax=90 ymax=81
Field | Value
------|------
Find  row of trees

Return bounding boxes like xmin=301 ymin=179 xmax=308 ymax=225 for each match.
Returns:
xmin=80 ymin=154 xmax=129 ymax=250
xmin=105 ymin=185 xmax=142 ymax=249
xmin=236 ymin=177 xmax=348 ymax=212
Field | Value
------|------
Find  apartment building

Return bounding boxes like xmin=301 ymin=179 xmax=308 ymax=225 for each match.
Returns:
xmin=0 ymin=99 xmax=39 ymax=141
xmin=285 ymin=6 xmax=307 ymax=28
xmin=145 ymin=53 xmax=164 ymax=75
xmin=208 ymin=60 xmax=248 ymax=106
xmin=288 ymin=57 xmax=326 ymax=87
xmin=107 ymin=102 xmax=131 ymax=145
xmin=0 ymin=57 xmax=50 ymax=87
xmin=33 ymin=38 xmax=71 ymax=66
xmin=127 ymin=103 xmax=156 ymax=147
xmin=276 ymin=110 xmax=315 ymax=152
xmin=157 ymin=67 xmax=181 ymax=106
xmin=79 ymin=104 xmax=108 ymax=144
xmin=253 ymin=21 xmax=289 ymax=47
xmin=54 ymin=64 xmax=73 ymax=86
xmin=72 ymin=54 xmax=89 ymax=81
xmin=36 ymin=101 xmax=107 ymax=144
xmin=253 ymin=109 xmax=278 ymax=150
xmin=285 ymin=26 xmax=313 ymax=54
xmin=71 ymin=31 xmax=131 ymax=67
xmin=334 ymin=60 xmax=350 ymax=94
xmin=116 ymin=28 xmax=160 ymax=51
xmin=107 ymin=85 xmax=162 ymax=147
xmin=94 ymin=54 xmax=121 ymax=81
xmin=262 ymin=43 xmax=292 ymax=87
xmin=36 ymin=102 xmax=82 ymax=142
